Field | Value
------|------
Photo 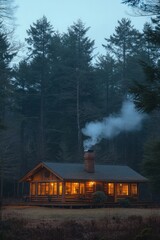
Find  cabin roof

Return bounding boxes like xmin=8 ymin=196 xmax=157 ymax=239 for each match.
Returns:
xmin=20 ymin=161 xmax=148 ymax=182
xmin=43 ymin=162 xmax=147 ymax=182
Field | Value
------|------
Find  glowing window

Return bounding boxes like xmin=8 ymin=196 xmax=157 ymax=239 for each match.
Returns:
xmin=88 ymin=181 xmax=95 ymax=187
xmin=37 ymin=183 xmax=45 ymax=195
xmin=131 ymin=184 xmax=138 ymax=195
xmin=117 ymin=183 xmax=128 ymax=196
xmin=65 ymin=182 xmax=71 ymax=194
xmin=65 ymin=182 xmax=80 ymax=194
xmin=86 ymin=181 xmax=96 ymax=193
xmin=38 ymin=183 xmax=56 ymax=195
xmin=38 ymin=183 xmax=41 ymax=195
xmin=59 ymin=182 xmax=62 ymax=195
xmin=31 ymin=183 xmax=36 ymax=195
xmin=41 ymin=183 xmax=45 ymax=195
xmin=108 ymin=183 xmax=114 ymax=195
xmin=80 ymin=183 xmax=85 ymax=194
xmin=72 ymin=183 xmax=79 ymax=194
xmin=45 ymin=183 xmax=49 ymax=195
xmin=49 ymin=182 xmax=57 ymax=195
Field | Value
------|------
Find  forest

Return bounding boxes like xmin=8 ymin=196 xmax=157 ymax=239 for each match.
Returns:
xmin=0 ymin=0 xmax=160 ymax=198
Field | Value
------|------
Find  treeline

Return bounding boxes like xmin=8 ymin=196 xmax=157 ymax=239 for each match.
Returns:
xmin=0 ymin=12 xmax=160 ymax=196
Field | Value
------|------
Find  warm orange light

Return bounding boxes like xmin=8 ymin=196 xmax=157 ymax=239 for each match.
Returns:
xmin=89 ymin=181 xmax=95 ymax=187
xmin=117 ymin=183 xmax=129 ymax=196
xmin=108 ymin=183 xmax=114 ymax=195
xmin=73 ymin=183 xmax=79 ymax=186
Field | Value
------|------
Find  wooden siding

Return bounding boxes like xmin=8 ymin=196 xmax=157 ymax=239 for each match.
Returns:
xmin=24 ymin=167 xmax=139 ymax=203
xmin=32 ymin=168 xmax=60 ymax=181
xmin=28 ymin=181 xmax=139 ymax=203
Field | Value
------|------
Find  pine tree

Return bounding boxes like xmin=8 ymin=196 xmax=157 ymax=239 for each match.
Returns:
xmin=25 ymin=16 xmax=54 ymax=160
xmin=95 ymin=54 xmax=121 ymax=115
xmin=129 ymin=17 xmax=160 ymax=112
xmin=60 ymin=19 xmax=95 ymax=159
xmin=100 ymin=19 xmax=147 ymax=165
xmin=103 ymin=18 xmax=143 ymax=92
xmin=0 ymin=24 xmax=16 ymax=126
xmin=143 ymin=138 xmax=160 ymax=192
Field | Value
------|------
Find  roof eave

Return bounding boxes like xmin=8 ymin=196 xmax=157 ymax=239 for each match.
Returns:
xmin=19 ymin=162 xmax=64 ymax=182
xmin=62 ymin=178 xmax=148 ymax=182
xmin=42 ymin=162 xmax=63 ymax=180
xmin=19 ymin=162 xmax=43 ymax=182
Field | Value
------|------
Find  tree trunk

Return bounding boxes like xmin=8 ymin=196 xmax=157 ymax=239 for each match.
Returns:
xmin=20 ymin=119 xmax=27 ymax=173
xmin=40 ymin=75 xmax=45 ymax=160
xmin=76 ymin=68 xmax=82 ymax=159
xmin=39 ymin=42 xmax=46 ymax=161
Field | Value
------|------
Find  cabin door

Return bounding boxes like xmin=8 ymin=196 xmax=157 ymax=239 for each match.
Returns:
xmin=96 ymin=182 xmax=103 ymax=191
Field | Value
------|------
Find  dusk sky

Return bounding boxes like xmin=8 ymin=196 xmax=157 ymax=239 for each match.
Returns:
xmin=14 ymin=0 xmax=150 ymax=57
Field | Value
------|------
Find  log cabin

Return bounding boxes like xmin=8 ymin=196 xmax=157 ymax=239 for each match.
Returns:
xmin=20 ymin=150 xmax=148 ymax=204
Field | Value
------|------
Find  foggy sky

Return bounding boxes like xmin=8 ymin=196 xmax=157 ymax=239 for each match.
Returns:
xmin=14 ymin=0 xmax=150 ymax=57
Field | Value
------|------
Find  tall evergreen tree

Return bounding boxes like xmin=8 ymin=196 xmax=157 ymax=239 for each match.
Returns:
xmin=103 ymin=18 xmax=143 ymax=92
xmin=25 ymin=16 xmax=54 ymax=161
xmin=0 ymin=0 xmax=17 ymax=216
xmin=143 ymin=138 xmax=160 ymax=192
xmin=130 ymin=17 xmax=160 ymax=112
xmin=60 ymin=19 xmax=95 ymax=159
xmin=0 ymin=23 xmax=16 ymax=126
xmin=99 ymin=18 xmax=147 ymax=166
xmin=123 ymin=0 xmax=160 ymax=190
xmin=14 ymin=19 xmax=67 ymax=166
xmin=95 ymin=54 xmax=121 ymax=115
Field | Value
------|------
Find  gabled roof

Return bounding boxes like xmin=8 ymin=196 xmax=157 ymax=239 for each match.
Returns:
xmin=20 ymin=161 xmax=148 ymax=182
xmin=19 ymin=162 xmax=63 ymax=182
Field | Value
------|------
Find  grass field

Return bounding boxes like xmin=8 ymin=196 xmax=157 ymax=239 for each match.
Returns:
xmin=1 ymin=206 xmax=160 ymax=239
xmin=2 ymin=205 xmax=160 ymax=223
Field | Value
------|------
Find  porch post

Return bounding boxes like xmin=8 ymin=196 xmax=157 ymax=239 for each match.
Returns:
xmin=128 ymin=183 xmax=131 ymax=197
xmin=62 ymin=182 xmax=65 ymax=203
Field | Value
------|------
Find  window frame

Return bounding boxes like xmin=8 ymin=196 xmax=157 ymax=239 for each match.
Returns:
xmin=116 ymin=183 xmax=129 ymax=196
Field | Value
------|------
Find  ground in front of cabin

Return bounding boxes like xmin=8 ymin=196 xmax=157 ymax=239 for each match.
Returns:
xmin=1 ymin=206 xmax=160 ymax=240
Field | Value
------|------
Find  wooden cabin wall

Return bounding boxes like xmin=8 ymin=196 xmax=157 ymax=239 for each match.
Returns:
xmin=32 ymin=168 xmax=60 ymax=181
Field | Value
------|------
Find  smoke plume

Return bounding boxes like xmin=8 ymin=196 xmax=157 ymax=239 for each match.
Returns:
xmin=82 ymin=100 xmax=147 ymax=150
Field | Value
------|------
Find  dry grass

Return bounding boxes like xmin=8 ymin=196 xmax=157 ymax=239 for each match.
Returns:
xmin=2 ymin=205 xmax=160 ymax=223
xmin=1 ymin=206 xmax=160 ymax=240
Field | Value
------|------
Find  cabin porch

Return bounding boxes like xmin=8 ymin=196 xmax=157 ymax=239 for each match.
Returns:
xmin=24 ymin=180 xmax=139 ymax=204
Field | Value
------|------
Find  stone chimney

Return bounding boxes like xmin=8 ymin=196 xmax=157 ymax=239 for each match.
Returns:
xmin=84 ymin=149 xmax=95 ymax=173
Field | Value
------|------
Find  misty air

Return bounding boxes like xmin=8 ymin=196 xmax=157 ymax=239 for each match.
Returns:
xmin=82 ymin=100 xmax=147 ymax=150
xmin=0 ymin=0 xmax=160 ymax=240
